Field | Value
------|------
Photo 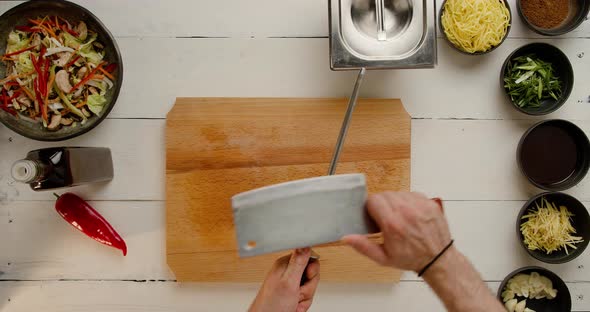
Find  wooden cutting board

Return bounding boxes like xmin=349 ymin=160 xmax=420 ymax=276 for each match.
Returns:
xmin=166 ymin=98 xmax=410 ymax=282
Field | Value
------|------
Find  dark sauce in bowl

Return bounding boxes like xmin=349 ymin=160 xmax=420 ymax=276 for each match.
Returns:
xmin=521 ymin=124 xmax=577 ymax=184
xmin=518 ymin=120 xmax=590 ymax=191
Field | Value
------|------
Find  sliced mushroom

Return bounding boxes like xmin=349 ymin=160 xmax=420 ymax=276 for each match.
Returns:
xmin=93 ymin=41 xmax=104 ymax=50
xmin=47 ymin=114 xmax=62 ymax=130
xmin=31 ymin=33 xmax=41 ymax=47
xmin=53 ymin=51 xmax=73 ymax=67
xmin=60 ymin=118 xmax=73 ymax=126
xmin=73 ymin=87 xmax=84 ymax=99
xmin=81 ymin=107 xmax=91 ymax=118
xmin=75 ymin=21 xmax=87 ymax=41
xmin=77 ymin=66 xmax=88 ymax=79
xmin=17 ymin=94 xmax=32 ymax=107
xmin=55 ymin=70 xmax=73 ymax=93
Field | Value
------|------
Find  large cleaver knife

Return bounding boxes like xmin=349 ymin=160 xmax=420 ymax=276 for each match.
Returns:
xmin=231 ymin=68 xmax=378 ymax=258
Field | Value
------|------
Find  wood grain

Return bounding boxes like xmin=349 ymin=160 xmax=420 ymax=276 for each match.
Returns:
xmin=166 ymin=98 xmax=410 ymax=282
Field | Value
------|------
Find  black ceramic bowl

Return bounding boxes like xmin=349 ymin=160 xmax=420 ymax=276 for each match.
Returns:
xmin=501 ymin=43 xmax=574 ymax=115
xmin=517 ymin=192 xmax=590 ymax=264
xmin=517 ymin=0 xmax=590 ymax=36
xmin=439 ymin=0 xmax=512 ymax=55
xmin=497 ymin=266 xmax=571 ymax=312
xmin=517 ymin=119 xmax=590 ymax=191
xmin=0 ymin=0 xmax=123 ymax=141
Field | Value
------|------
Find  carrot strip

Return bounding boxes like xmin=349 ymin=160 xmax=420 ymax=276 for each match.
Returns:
xmin=97 ymin=67 xmax=115 ymax=80
xmin=29 ymin=19 xmax=57 ymax=38
xmin=20 ymin=86 xmax=35 ymax=100
xmin=75 ymin=100 xmax=87 ymax=108
xmin=44 ymin=71 xmax=55 ymax=119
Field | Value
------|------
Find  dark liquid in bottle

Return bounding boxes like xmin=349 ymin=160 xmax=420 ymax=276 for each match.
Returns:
xmin=25 ymin=147 xmax=113 ymax=190
xmin=520 ymin=124 xmax=578 ymax=185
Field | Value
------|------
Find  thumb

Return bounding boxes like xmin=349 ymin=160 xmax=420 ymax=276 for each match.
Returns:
xmin=342 ymin=235 xmax=388 ymax=266
xmin=283 ymin=248 xmax=311 ymax=281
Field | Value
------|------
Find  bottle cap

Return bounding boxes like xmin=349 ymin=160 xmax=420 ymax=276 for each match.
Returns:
xmin=11 ymin=160 xmax=38 ymax=183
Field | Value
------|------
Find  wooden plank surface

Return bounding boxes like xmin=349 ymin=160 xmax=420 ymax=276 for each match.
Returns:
xmin=3 ymin=199 xmax=590 ymax=282
xmin=1 ymin=281 xmax=589 ymax=312
xmin=1 ymin=0 xmax=587 ymax=38
xmin=41 ymin=37 xmax=588 ymax=120
xmin=166 ymin=98 xmax=409 ymax=282
xmin=0 ymin=0 xmax=588 ymax=310
xmin=5 ymin=119 xmax=590 ymax=202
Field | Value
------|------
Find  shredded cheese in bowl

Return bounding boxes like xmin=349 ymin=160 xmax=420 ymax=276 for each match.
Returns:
xmin=441 ymin=0 xmax=511 ymax=53
xmin=520 ymin=197 xmax=584 ymax=254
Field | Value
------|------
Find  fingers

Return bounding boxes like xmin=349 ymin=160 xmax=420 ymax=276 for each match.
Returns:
xmin=283 ymin=248 xmax=311 ymax=281
xmin=298 ymin=261 xmax=320 ymax=312
xmin=300 ymin=261 xmax=320 ymax=299
xmin=366 ymin=193 xmax=396 ymax=230
xmin=341 ymin=234 xmax=388 ymax=265
xmin=431 ymin=197 xmax=444 ymax=213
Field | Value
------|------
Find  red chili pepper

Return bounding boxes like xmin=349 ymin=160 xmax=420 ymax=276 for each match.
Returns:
xmin=54 ymin=193 xmax=127 ymax=256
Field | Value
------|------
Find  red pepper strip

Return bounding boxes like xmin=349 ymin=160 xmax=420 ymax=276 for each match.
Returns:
xmin=7 ymin=91 xmax=22 ymax=101
xmin=70 ymin=63 xmax=104 ymax=93
xmin=30 ymin=53 xmax=46 ymax=119
xmin=64 ymin=55 xmax=80 ymax=68
xmin=44 ymin=58 xmax=50 ymax=88
xmin=2 ymin=45 xmax=36 ymax=58
xmin=1 ymin=90 xmax=17 ymax=116
xmin=4 ymin=81 xmax=20 ymax=87
xmin=103 ymin=63 xmax=118 ymax=73
xmin=15 ymin=25 xmax=39 ymax=32
xmin=61 ymin=25 xmax=79 ymax=37
xmin=54 ymin=193 xmax=127 ymax=256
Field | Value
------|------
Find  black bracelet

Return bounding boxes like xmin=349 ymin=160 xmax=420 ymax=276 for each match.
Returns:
xmin=418 ymin=240 xmax=455 ymax=277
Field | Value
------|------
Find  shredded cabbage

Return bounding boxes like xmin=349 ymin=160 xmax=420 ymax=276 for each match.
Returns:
xmin=62 ymin=32 xmax=81 ymax=49
xmin=15 ymin=51 xmax=34 ymax=73
xmin=441 ymin=0 xmax=510 ymax=53
xmin=79 ymin=35 xmax=103 ymax=64
xmin=87 ymin=94 xmax=107 ymax=116
xmin=7 ymin=31 xmax=28 ymax=53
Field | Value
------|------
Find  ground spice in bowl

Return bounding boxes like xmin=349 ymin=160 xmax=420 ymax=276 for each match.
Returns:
xmin=521 ymin=0 xmax=570 ymax=29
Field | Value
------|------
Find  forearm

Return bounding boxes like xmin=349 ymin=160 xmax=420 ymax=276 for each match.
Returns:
xmin=422 ymin=247 xmax=504 ymax=312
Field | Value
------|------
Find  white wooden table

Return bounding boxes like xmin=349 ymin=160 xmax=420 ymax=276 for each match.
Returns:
xmin=1 ymin=1 xmax=589 ymax=311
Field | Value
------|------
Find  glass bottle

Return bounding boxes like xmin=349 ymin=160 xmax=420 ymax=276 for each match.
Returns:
xmin=11 ymin=147 xmax=113 ymax=191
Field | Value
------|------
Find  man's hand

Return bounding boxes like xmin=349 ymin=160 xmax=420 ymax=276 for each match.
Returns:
xmin=342 ymin=192 xmax=504 ymax=312
xmin=249 ymin=248 xmax=320 ymax=312
xmin=342 ymin=192 xmax=450 ymax=272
